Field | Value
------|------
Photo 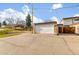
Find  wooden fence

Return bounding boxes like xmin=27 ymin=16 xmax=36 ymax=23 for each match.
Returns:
xmin=58 ymin=27 xmax=75 ymax=33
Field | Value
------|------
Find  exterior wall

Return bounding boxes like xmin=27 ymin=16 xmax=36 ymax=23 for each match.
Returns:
xmin=73 ymin=18 xmax=79 ymax=24
xmin=35 ymin=23 xmax=58 ymax=34
xmin=54 ymin=24 xmax=58 ymax=34
xmin=61 ymin=17 xmax=79 ymax=34
xmin=70 ymin=24 xmax=79 ymax=34
xmin=76 ymin=26 xmax=79 ymax=34
xmin=62 ymin=19 xmax=73 ymax=25
xmin=62 ymin=18 xmax=79 ymax=25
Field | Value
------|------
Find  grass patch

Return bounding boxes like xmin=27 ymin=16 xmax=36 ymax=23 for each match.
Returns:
xmin=0 ymin=34 xmax=16 ymax=38
xmin=0 ymin=28 xmax=23 ymax=38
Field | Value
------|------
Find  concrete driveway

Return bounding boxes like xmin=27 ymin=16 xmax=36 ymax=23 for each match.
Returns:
xmin=0 ymin=33 xmax=79 ymax=55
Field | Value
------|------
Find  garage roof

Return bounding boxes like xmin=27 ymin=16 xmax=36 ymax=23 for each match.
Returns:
xmin=34 ymin=21 xmax=57 ymax=25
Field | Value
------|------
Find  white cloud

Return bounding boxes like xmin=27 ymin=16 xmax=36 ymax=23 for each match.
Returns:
xmin=22 ymin=5 xmax=44 ymax=23
xmin=33 ymin=16 xmax=44 ymax=23
xmin=0 ymin=8 xmax=26 ymax=24
xmin=4 ymin=8 xmax=16 ymax=13
xmin=0 ymin=5 xmax=44 ymax=24
xmin=22 ymin=5 xmax=30 ymax=15
xmin=74 ymin=14 xmax=79 ymax=17
xmin=52 ymin=3 xmax=63 ymax=10
xmin=30 ymin=14 xmax=44 ymax=23
xmin=50 ymin=16 xmax=59 ymax=23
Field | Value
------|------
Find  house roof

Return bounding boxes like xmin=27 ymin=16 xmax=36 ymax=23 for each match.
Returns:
xmin=60 ymin=16 xmax=79 ymax=24
xmin=34 ymin=21 xmax=57 ymax=25
xmin=63 ymin=16 xmax=79 ymax=20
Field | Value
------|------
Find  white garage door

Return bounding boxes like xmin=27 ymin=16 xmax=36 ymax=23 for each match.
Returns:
xmin=35 ymin=24 xmax=54 ymax=34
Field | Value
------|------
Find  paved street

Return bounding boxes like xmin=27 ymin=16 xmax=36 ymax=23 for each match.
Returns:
xmin=0 ymin=33 xmax=79 ymax=55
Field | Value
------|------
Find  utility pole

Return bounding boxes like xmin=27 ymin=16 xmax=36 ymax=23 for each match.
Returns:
xmin=32 ymin=3 xmax=35 ymax=34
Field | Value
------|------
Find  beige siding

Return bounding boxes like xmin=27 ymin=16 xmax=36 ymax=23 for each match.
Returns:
xmin=63 ymin=19 xmax=73 ymax=25
xmin=74 ymin=25 xmax=79 ymax=34
xmin=70 ymin=25 xmax=79 ymax=34
xmin=54 ymin=24 xmax=58 ymax=34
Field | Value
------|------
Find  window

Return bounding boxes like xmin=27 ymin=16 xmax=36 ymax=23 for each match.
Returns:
xmin=75 ymin=19 xmax=79 ymax=21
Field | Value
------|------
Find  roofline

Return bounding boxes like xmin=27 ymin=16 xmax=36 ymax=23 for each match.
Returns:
xmin=60 ymin=16 xmax=79 ymax=24
xmin=63 ymin=16 xmax=79 ymax=20
xmin=34 ymin=21 xmax=57 ymax=25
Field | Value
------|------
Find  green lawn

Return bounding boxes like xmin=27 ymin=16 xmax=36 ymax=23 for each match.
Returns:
xmin=0 ymin=28 xmax=23 ymax=38
xmin=0 ymin=34 xmax=16 ymax=38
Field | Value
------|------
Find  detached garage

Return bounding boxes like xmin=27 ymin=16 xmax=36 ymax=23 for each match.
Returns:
xmin=34 ymin=21 xmax=58 ymax=34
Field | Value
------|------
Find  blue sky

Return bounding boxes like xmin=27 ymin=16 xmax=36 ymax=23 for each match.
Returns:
xmin=0 ymin=3 xmax=79 ymax=23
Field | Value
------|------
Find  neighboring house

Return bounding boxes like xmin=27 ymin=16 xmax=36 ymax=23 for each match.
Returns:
xmin=61 ymin=16 xmax=79 ymax=27
xmin=61 ymin=16 xmax=79 ymax=34
xmin=34 ymin=21 xmax=58 ymax=34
